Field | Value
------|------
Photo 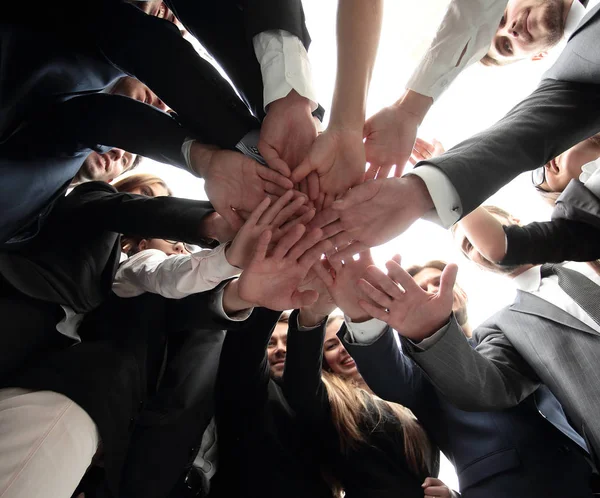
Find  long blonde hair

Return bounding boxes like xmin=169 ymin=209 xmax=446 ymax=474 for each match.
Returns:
xmin=321 ymin=371 xmax=435 ymax=477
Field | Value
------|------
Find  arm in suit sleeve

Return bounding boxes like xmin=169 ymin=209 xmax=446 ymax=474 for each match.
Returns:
xmin=215 ymin=307 xmax=283 ymax=422
xmin=419 ymin=79 xmax=600 ymax=217
xmin=502 ymin=220 xmax=600 ymax=265
xmin=402 ymin=315 xmax=541 ymax=411
xmin=59 ymin=182 xmax=215 ymax=246
xmin=282 ymin=310 xmax=332 ymax=427
xmin=340 ymin=324 xmax=436 ymax=418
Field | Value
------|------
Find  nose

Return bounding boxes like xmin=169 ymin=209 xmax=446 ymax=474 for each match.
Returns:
xmin=108 ymin=148 xmax=125 ymax=163
xmin=427 ymin=283 xmax=440 ymax=293
xmin=173 ymin=242 xmax=187 ymax=254
xmin=151 ymin=94 xmax=169 ymax=112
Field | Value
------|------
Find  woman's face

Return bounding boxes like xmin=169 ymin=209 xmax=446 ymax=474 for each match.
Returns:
xmin=128 ymin=183 xmax=170 ymax=198
xmin=540 ymin=139 xmax=600 ymax=192
xmin=139 ymin=239 xmax=190 ymax=256
xmin=323 ymin=317 xmax=359 ymax=379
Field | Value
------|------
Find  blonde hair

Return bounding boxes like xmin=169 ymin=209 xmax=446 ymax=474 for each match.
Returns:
xmin=112 ymin=173 xmax=173 ymax=196
xmin=115 ymin=174 xmax=173 ymax=254
xmin=321 ymin=371 xmax=435 ymax=477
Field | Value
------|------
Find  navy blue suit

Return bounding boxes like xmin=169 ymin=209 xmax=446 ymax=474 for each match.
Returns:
xmin=342 ymin=326 xmax=593 ymax=497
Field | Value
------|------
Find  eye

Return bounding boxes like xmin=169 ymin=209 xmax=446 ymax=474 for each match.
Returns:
xmin=142 ymin=187 xmax=152 ymax=196
xmin=504 ymin=39 xmax=513 ymax=55
xmin=499 ymin=14 xmax=506 ymax=27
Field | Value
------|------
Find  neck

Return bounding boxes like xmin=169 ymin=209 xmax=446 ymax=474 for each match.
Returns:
xmin=460 ymin=322 xmax=473 ymax=338
xmin=507 ymin=264 xmax=535 ymax=279
xmin=564 ymin=0 xmax=576 ymax=24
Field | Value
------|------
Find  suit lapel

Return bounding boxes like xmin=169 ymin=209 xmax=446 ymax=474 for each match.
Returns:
xmin=510 ymin=290 xmax=600 ymax=337
xmin=569 ymin=3 xmax=600 ymax=39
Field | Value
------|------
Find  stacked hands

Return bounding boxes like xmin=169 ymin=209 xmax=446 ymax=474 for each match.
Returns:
xmin=219 ymin=184 xmax=458 ymax=341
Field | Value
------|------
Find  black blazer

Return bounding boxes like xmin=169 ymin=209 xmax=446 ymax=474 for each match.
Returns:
xmin=283 ymin=311 xmax=436 ymax=498
xmin=0 ymin=181 xmax=214 ymax=312
xmin=342 ymin=326 xmax=593 ymax=498
xmin=213 ymin=307 xmax=333 ymax=498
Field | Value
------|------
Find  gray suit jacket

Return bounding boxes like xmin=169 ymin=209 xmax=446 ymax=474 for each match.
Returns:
xmin=421 ymin=4 xmax=600 ymax=216
xmin=403 ymin=289 xmax=600 ymax=467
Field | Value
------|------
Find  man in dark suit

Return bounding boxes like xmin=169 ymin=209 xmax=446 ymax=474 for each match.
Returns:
xmin=312 ymin=2 xmax=600 ymax=261
xmin=315 ymin=251 xmax=594 ymax=496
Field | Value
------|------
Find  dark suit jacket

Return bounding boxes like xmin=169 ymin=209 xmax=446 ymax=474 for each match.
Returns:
xmin=402 ymin=289 xmax=600 ymax=473
xmin=283 ymin=312 xmax=435 ymax=498
xmin=343 ymin=325 xmax=593 ymax=497
xmin=213 ymin=307 xmax=333 ymax=498
xmin=420 ymin=4 xmax=600 ymax=216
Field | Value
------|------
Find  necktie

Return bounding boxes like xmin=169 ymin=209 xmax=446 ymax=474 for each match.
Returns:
xmin=541 ymin=264 xmax=600 ymax=327
xmin=580 ymin=0 xmax=588 ymax=7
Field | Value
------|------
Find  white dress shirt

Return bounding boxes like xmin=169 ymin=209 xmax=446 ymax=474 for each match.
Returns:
xmin=409 ymin=0 xmax=593 ymax=228
xmin=407 ymin=0 xmax=508 ymax=101
xmin=113 ymin=244 xmax=240 ymax=299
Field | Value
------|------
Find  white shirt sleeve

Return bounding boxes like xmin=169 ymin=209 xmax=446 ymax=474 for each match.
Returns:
xmin=344 ymin=316 xmax=388 ymax=345
xmin=113 ymin=245 xmax=241 ymax=299
xmin=406 ymin=0 xmax=507 ymax=100
xmin=407 ymin=166 xmax=462 ymax=228
xmin=253 ymin=30 xmax=318 ymax=111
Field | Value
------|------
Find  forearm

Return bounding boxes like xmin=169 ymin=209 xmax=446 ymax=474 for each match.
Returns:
xmin=329 ymin=0 xmax=383 ymax=130
xmin=221 ymin=278 xmax=254 ymax=316
xmin=459 ymin=207 xmax=507 ymax=262
xmin=392 ymin=90 xmax=433 ymax=127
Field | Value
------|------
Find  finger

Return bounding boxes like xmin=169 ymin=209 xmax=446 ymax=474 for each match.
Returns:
xmin=331 ymin=231 xmax=354 ymax=251
xmin=308 ymin=207 xmax=340 ymax=231
xmin=365 ymin=265 xmax=405 ymax=300
xmin=272 ymin=224 xmax=306 ymax=260
xmin=259 ymin=190 xmax=297 ymax=226
xmin=391 ymin=254 xmax=402 ymax=265
xmin=385 ymin=259 xmax=422 ymax=293
xmin=244 ymin=196 xmax=272 ymax=228
xmin=393 ymin=163 xmax=405 ymax=177
xmin=312 ymin=258 xmax=335 ymax=287
xmin=257 ymin=140 xmax=292 ymax=177
xmin=358 ymin=298 xmax=391 ymax=322
xmin=290 ymin=289 xmax=319 ymax=308
xmin=264 ymin=181 xmax=290 ymax=197
xmin=329 ymin=241 xmax=370 ymax=264
xmin=268 ymin=197 xmax=310 ymax=234
xmin=257 ymin=164 xmax=294 ymax=189
xmin=251 ymin=229 xmax=272 ymax=263
xmin=422 ymin=477 xmax=441 ymax=488
xmin=364 ymin=162 xmax=378 ymax=181
xmin=358 ymin=278 xmax=395 ymax=310
xmin=414 ymin=137 xmax=434 ymax=154
xmin=408 ymin=155 xmax=417 ymax=166
xmin=375 ymin=164 xmax=393 ymax=180
xmin=357 ymin=249 xmax=375 ymax=267
xmin=298 ymin=239 xmax=334 ymax=270
xmin=320 ymin=220 xmax=344 ymax=240
xmin=291 ymin=157 xmax=313 ymax=186
xmin=331 ymin=181 xmax=378 ymax=211
xmin=423 ymin=486 xmax=450 ymax=496
xmin=322 ymin=192 xmax=337 ymax=210
xmin=277 ymin=208 xmax=316 ymax=237
xmin=439 ymin=263 xmax=459 ymax=301
xmin=220 ymin=207 xmax=245 ymax=231
xmin=307 ymin=171 xmax=320 ymax=201
xmin=287 ymin=227 xmax=324 ymax=262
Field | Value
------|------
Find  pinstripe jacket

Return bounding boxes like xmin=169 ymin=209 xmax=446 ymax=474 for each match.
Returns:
xmin=403 ymin=287 xmax=600 ymax=470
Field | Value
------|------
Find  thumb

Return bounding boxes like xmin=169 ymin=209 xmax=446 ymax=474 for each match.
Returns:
xmin=220 ymin=207 xmax=245 ymax=232
xmin=332 ymin=181 xmax=378 ymax=210
xmin=291 ymin=289 xmax=319 ymax=308
xmin=258 ymin=140 xmax=292 ymax=177
xmin=439 ymin=263 xmax=459 ymax=306
xmin=291 ymin=155 xmax=315 ymax=185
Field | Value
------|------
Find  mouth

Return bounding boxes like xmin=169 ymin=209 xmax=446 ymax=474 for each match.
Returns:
xmin=547 ymin=157 xmax=559 ymax=174
xmin=341 ymin=357 xmax=355 ymax=367
xmin=101 ymin=154 xmax=110 ymax=172
xmin=523 ymin=9 xmax=533 ymax=41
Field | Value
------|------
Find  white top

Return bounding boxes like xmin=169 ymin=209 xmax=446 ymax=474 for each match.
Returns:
xmin=253 ymin=30 xmax=318 ymax=111
xmin=513 ymin=262 xmax=600 ymax=334
xmin=113 ymin=244 xmax=240 ymax=299
xmin=409 ymin=0 xmax=594 ymax=229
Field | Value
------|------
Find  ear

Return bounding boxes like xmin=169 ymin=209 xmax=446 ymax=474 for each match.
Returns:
xmin=531 ymin=51 xmax=548 ymax=61
xmin=138 ymin=239 xmax=149 ymax=251
xmin=509 ymin=216 xmax=521 ymax=225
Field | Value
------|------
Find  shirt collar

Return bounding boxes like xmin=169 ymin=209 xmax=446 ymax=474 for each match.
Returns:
xmin=512 ymin=266 xmax=542 ymax=292
xmin=564 ymin=0 xmax=587 ymax=39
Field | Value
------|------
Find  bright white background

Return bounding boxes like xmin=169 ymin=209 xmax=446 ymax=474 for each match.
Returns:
xmin=133 ymin=0 xmax=567 ymax=489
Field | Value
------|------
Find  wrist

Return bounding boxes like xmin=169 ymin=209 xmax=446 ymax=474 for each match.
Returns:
xmin=395 ymin=175 xmax=434 ymax=219
xmin=393 ymin=90 xmax=433 ymax=125
xmin=267 ymin=89 xmax=312 ymax=113
xmin=224 ymin=241 xmax=241 ymax=269
xmin=298 ymin=308 xmax=329 ymax=328
xmin=190 ymin=141 xmax=219 ymax=178
xmin=223 ymin=279 xmax=253 ymax=315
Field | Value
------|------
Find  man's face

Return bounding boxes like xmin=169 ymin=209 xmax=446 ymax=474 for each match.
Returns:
xmin=139 ymin=239 xmax=191 ymax=256
xmin=131 ymin=1 xmax=187 ymax=34
xmin=75 ymin=148 xmax=137 ymax=184
xmin=413 ymin=267 xmax=469 ymax=326
xmin=112 ymin=77 xmax=169 ymax=112
xmin=267 ymin=323 xmax=288 ymax=379
xmin=488 ymin=0 xmax=566 ymax=63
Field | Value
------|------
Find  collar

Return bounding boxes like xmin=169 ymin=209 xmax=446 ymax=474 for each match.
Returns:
xmin=512 ymin=266 xmax=542 ymax=292
xmin=564 ymin=1 xmax=588 ymax=39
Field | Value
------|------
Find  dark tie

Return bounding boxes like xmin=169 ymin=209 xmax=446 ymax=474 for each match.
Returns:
xmin=541 ymin=264 xmax=600 ymax=327
xmin=580 ymin=0 xmax=589 ymax=7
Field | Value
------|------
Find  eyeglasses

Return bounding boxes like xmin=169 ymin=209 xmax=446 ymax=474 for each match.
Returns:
xmin=164 ymin=240 xmax=195 ymax=253
xmin=531 ymin=166 xmax=547 ymax=189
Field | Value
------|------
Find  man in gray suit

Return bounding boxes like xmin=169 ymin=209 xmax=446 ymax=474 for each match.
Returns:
xmin=356 ymin=206 xmax=600 ymax=469
xmin=312 ymin=2 xmax=600 ymax=259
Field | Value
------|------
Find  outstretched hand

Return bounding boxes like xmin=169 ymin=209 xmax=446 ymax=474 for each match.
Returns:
xmin=258 ymin=90 xmax=318 ymax=177
xmin=238 ymin=225 xmax=332 ymax=310
xmin=290 ymin=128 xmax=366 ymax=207
xmin=194 ymin=147 xmax=296 ymax=230
xmin=358 ymin=255 xmax=458 ymax=341
xmin=409 ymin=137 xmax=445 ymax=165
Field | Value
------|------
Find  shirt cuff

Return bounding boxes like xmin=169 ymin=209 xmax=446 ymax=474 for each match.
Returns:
xmin=344 ymin=316 xmax=388 ymax=345
xmin=408 ymin=321 xmax=451 ymax=351
xmin=192 ymin=242 xmax=242 ymax=282
xmin=253 ymin=30 xmax=318 ymax=111
xmin=212 ymin=285 xmax=253 ymax=322
xmin=407 ymin=165 xmax=462 ymax=228
xmin=181 ymin=138 xmax=195 ymax=174
xmin=295 ymin=313 xmax=327 ymax=331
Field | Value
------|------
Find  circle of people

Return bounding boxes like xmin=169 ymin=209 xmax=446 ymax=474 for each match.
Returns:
xmin=2 ymin=0 xmax=600 ymax=497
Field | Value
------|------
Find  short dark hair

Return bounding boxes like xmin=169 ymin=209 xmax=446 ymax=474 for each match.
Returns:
xmin=130 ymin=155 xmax=144 ymax=171
xmin=406 ymin=260 xmax=447 ymax=278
